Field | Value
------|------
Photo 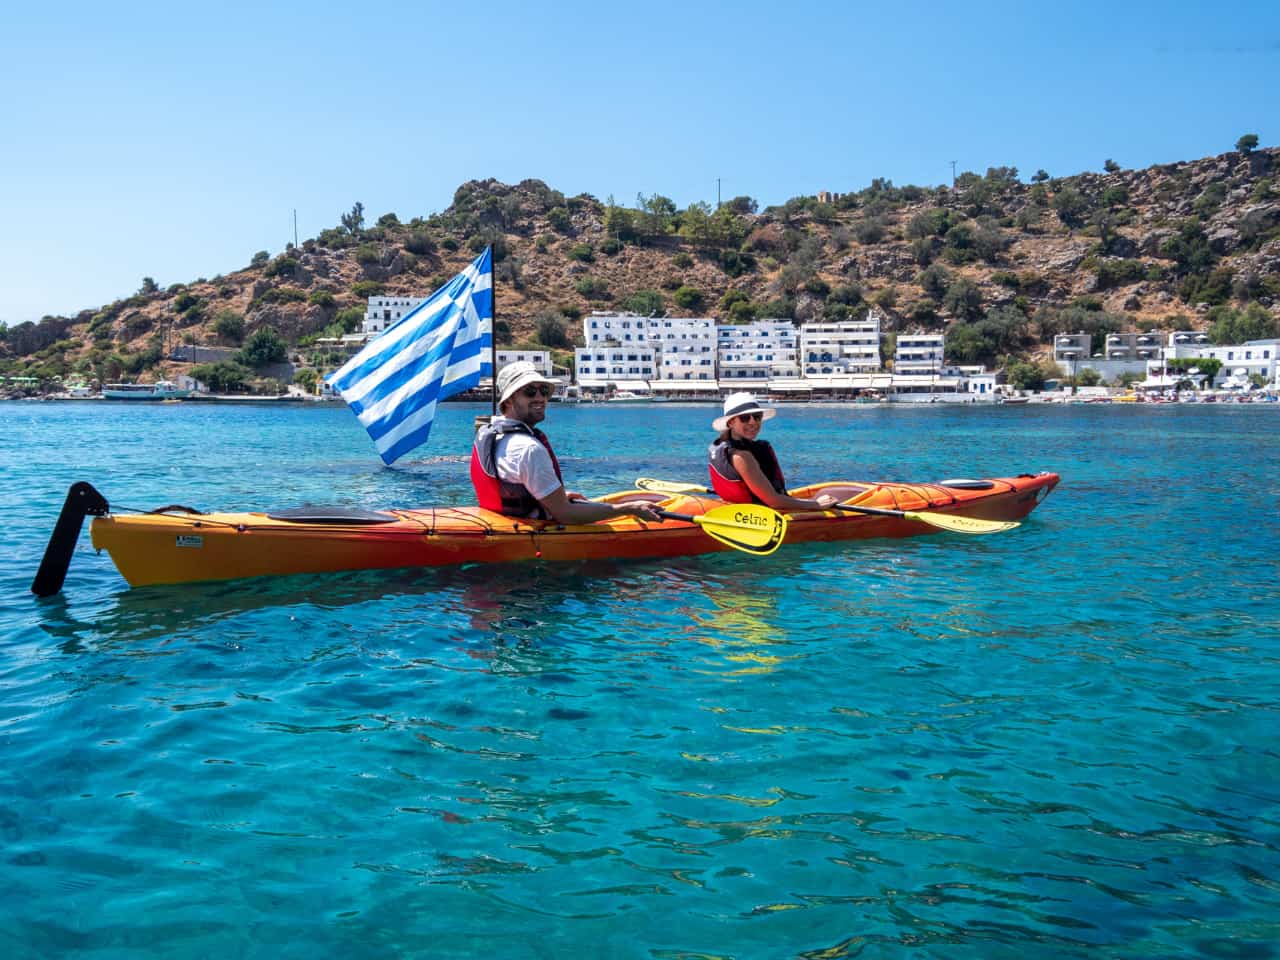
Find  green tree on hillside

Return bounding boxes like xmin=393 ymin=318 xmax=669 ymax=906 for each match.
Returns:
xmin=623 ymin=290 xmax=664 ymax=316
xmin=1006 ymin=359 xmax=1051 ymax=391
xmin=1208 ymin=302 xmax=1280 ymax=343
xmin=636 ymin=193 xmax=677 ymax=237
xmin=1053 ymin=187 xmax=1091 ymax=229
xmin=239 ymin=327 xmax=287 ymax=368
xmin=212 ymin=309 xmax=245 ymax=345
xmin=673 ymin=286 xmax=704 ymax=311
xmin=535 ymin=311 xmax=572 ymax=348
xmin=604 ymin=197 xmax=638 ymax=242
xmin=341 ymin=202 xmax=365 ymax=235
xmin=191 ymin=360 xmax=252 ymax=392
xmin=1236 ymin=133 xmax=1259 ymax=155
xmin=942 ymin=278 xmax=984 ymax=321
xmin=139 ymin=277 xmax=159 ymax=296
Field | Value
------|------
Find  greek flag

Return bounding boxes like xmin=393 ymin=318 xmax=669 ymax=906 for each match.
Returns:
xmin=327 ymin=247 xmax=492 ymax=464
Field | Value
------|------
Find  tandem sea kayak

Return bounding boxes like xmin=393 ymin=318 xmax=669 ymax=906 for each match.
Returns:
xmin=33 ymin=473 xmax=1058 ymax=592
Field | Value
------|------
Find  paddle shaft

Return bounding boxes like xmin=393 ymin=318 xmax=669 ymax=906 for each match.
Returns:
xmin=832 ymin=503 xmax=916 ymax=520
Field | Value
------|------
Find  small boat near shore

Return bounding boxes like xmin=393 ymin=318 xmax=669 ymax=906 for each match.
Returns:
xmin=607 ymin=390 xmax=654 ymax=403
xmin=102 ymin=380 xmax=190 ymax=401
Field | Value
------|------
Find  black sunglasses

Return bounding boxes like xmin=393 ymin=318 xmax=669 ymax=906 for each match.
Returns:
xmin=521 ymin=385 xmax=552 ymax=398
xmin=736 ymin=411 xmax=764 ymax=422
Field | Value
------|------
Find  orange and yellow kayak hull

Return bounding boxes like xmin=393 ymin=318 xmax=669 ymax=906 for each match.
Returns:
xmin=89 ymin=473 xmax=1059 ymax=588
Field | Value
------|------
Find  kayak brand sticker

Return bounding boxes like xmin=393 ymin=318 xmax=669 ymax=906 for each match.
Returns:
xmin=176 ymin=535 xmax=204 ymax=548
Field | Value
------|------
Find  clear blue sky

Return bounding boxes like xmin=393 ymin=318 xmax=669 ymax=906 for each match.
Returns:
xmin=2 ymin=0 xmax=1276 ymax=325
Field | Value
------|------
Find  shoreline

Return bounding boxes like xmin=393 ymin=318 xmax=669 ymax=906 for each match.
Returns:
xmin=9 ymin=392 xmax=1278 ymax=407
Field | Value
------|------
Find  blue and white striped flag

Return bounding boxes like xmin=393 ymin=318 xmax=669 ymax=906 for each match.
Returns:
xmin=327 ymin=247 xmax=492 ymax=464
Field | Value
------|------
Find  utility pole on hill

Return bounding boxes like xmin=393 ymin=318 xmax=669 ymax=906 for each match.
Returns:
xmin=717 ymin=178 xmax=721 ymax=209
xmin=950 ymin=161 xmax=956 ymax=187
xmin=293 ymin=210 xmax=298 ymax=249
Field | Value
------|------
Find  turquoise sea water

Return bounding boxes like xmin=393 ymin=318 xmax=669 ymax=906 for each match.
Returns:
xmin=2 ymin=400 xmax=1278 ymax=959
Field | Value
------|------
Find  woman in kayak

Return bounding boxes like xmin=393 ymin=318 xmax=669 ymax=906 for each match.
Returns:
xmin=708 ymin=393 xmax=838 ymax=511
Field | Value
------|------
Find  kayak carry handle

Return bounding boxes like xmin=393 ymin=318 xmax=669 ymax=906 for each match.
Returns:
xmin=31 ymin=482 xmax=110 ymax=597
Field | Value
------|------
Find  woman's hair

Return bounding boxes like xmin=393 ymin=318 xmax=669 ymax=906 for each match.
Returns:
xmin=716 ymin=428 xmax=733 ymax=444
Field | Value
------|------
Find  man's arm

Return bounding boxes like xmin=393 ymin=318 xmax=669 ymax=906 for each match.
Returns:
xmin=503 ymin=436 xmax=662 ymax=524
xmin=538 ymin=486 xmax=663 ymax=525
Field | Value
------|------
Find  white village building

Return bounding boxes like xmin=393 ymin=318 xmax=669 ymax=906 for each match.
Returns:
xmin=716 ymin=320 xmax=800 ymax=385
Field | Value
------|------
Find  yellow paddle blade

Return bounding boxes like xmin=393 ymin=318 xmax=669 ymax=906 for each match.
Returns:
xmin=658 ymin=503 xmax=789 ymax=556
xmin=697 ymin=503 xmax=789 ymax=555
xmin=834 ymin=502 xmax=1018 ymax=534
xmin=903 ymin=510 xmax=1020 ymax=534
xmin=636 ymin=477 xmax=709 ymax=494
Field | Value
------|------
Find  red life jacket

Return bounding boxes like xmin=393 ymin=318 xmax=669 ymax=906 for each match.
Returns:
xmin=707 ymin=438 xmax=786 ymax=504
xmin=470 ymin=417 xmax=564 ymax=519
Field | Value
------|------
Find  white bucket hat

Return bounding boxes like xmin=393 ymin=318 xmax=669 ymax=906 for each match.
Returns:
xmin=496 ymin=361 xmax=560 ymax=406
xmin=712 ymin=392 xmax=777 ymax=432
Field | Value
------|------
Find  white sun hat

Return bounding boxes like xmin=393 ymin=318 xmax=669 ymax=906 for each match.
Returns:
xmin=496 ymin=361 xmax=561 ymax=406
xmin=712 ymin=392 xmax=777 ymax=432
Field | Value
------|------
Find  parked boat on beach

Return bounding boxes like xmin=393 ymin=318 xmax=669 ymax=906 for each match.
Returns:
xmin=102 ymin=380 xmax=190 ymax=401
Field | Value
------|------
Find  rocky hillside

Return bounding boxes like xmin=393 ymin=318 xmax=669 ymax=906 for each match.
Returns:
xmin=4 ymin=142 xmax=1279 ymax=389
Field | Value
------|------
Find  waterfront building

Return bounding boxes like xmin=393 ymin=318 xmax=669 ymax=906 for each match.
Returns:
xmin=1133 ymin=331 xmax=1162 ymax=361
xmin=363 ymin=296 xmax=426 ymax=336
xmin=496 ymin=350 xmax=553 ymax=378
xmin=650 ymin=317 xmax=717 ymax=382
xmin=1056 ymin=330 xmax=1153 ymax=383
xmin=581 ymin=312 xmax=714 ymax=393
xmin=1157 ymin=337 xmax=1279 ymax=387
xmin=948 ymin=365 xmax=998 ymax=398
xmin=1052 ymin=333 xmax=1091 ymax=364
xmin=799 ymin=314 xmax=882 ymax=375
xmin=716 ymin=320 xmax=800 ymax=385
xmin=1104 ymin=332 xmax=1139 ymax=360
xmin=572 ymin=345 xmax=658 ymax=390
xmin=895 ymin=334 xmax=945 ymax=375
xmin=1167 ymin=330 xmax=1212 ymax=349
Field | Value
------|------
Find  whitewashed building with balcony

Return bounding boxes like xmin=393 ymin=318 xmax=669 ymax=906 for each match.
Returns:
xmin=572 ymin=345 xmax=658 ymax=388
xmin=799 ymin=316 xmax=882 ymax=375
xmin=648 ymin=316 xmax=717 ymax=382
xmin=895 ymin=334 xmax=945 ymax=375
xmin=716 ymin=320 xmax=800 ymax=384
xmin=496 ymin=350 xmax=553 ymax=378
xmin=363 ymin=296 xmax=427 ymax=336
xmin=582 ymin=312 xmax=715 ymax=388
xmin=1156 ymin=337 xmax=1279 ymax=387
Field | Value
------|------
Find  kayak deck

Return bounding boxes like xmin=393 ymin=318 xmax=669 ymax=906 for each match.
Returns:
xmin=88 ymin=473 xmax=1059 ymax=587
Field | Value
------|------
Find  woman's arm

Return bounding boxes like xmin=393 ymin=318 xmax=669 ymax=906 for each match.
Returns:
xmin=731 ymin=451 xmax=837 ymax=511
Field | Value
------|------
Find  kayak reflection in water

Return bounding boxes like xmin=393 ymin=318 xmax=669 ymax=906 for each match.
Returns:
xmin=470 ymin=361 xmax=663 ymax=525
xmin=707 ymin=392 xmax=838 ymax=512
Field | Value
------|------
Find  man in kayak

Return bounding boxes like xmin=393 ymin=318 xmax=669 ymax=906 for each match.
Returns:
xmin=708 ymin=393 xmax=839 ymax=512
xmin=471 ymin=362 xmax=664 ymax=524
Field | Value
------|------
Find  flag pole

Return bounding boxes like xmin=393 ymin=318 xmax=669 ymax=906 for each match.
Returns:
xmin=489 ymin=245 xmax=498 ymax=417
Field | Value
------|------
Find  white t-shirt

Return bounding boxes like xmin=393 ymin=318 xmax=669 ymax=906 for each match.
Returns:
xmin=495 ymin=432 xmax=562 ymax=501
